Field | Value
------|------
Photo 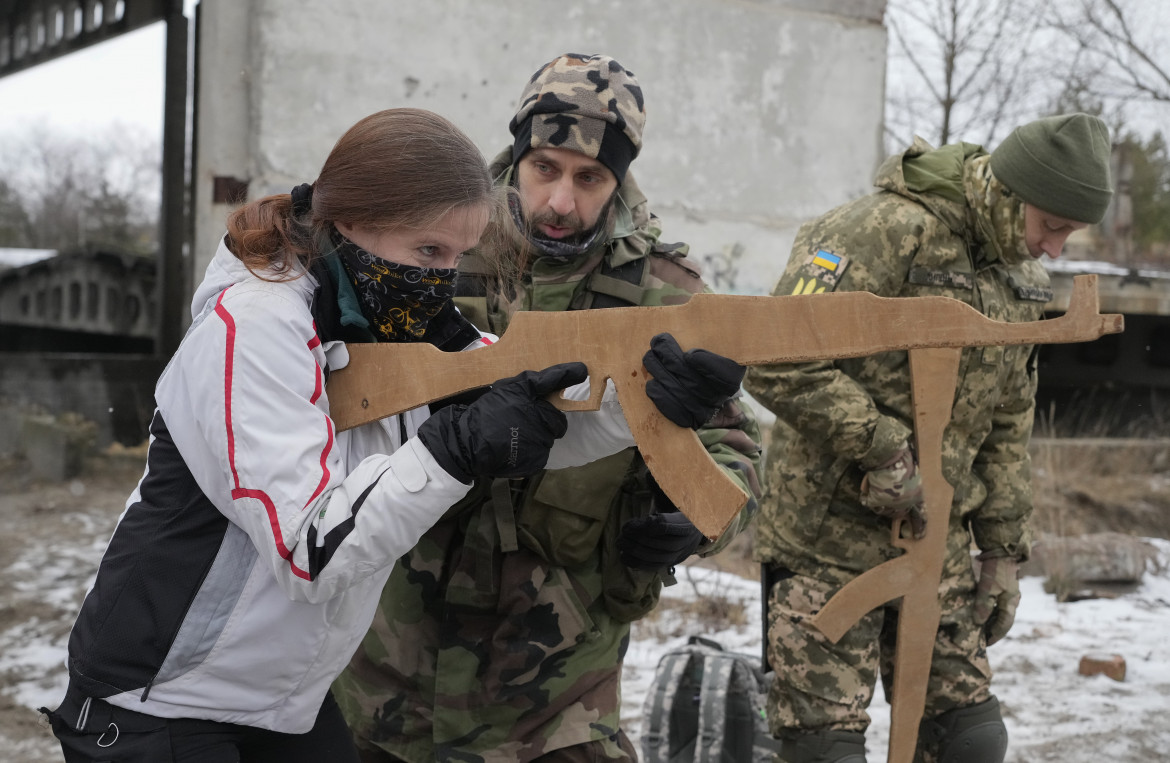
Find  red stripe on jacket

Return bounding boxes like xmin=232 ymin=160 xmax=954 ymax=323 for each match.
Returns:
xmin=215 ymin=288 xmax=312 ymax=581
xmin=303 ymin=323 xmax=332 ymax=509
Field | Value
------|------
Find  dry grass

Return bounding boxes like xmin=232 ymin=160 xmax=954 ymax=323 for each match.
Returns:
xmin=702 ymin=412 xmax=1170 ymax=594
xmin=637 ymin=565 xmax=751 ymax=640
xmin=1029 ymin=436 xmax=1170 ymax=541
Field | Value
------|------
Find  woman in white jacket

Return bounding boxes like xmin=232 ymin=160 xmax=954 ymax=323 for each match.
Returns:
xmin=41 ymin=109 xmax=654 ymax=763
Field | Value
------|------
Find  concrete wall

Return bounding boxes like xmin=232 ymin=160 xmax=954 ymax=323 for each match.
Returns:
xmin=0 ymin=354 xmax=166 ymax=447
xmin=193 ymin=0 xmax=887 ymax=302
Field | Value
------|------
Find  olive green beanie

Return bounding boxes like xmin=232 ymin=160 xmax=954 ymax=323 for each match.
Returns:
xmin=989 ymin=113 xmax=1113 ymax=224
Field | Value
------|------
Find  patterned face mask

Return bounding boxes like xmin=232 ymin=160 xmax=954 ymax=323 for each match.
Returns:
xmin=333 ymin=229 xmax=457 ymax=342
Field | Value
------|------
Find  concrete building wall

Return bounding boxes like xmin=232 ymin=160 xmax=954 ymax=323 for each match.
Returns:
xmin=193 ymin=0 xmax=887 ymax=303
xmin=0 ymin=353 xmax=165 ymax=448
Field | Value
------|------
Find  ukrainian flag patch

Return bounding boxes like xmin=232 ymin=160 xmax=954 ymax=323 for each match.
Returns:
xmin=793 ymin=247 xmax=849 ymax=291
xmin=812 ymin=249 xmax=842 ymax=272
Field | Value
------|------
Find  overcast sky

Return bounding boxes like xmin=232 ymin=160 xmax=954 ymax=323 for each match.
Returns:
xmin=0 ymin=6 xmax=1163 ymax=149
xmin=0 ymin=22 xmax=165 ymax=138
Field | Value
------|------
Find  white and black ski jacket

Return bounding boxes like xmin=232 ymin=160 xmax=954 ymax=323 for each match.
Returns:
xmin=63 ymin=238 xmax=635 ymax=733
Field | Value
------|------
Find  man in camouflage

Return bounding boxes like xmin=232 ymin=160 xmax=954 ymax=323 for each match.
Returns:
xmin=744 ymin=114 xmax=1114 ymax=763
xmin=334 ymin=53 xmax=763 ymax=763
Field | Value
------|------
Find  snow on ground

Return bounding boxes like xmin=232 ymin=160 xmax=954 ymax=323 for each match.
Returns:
xmin=623 ymin=539 xmax=1170 ymax=762
xmin=1 ymin=513 xmax=106 ymax=713
xmin=4 ymin=489 xmax=1169 ymax=762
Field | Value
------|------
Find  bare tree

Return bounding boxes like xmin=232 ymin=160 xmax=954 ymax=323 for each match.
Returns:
xmin=1052 ymin=0 xmax=1170 ymax=106
xmin=0 ymin=122 xmax=160 ymax=254
xmin=885 ymin=0 xmax=1048 ymax=150
xmin=0 ymin=178 xmax=32 ymax=247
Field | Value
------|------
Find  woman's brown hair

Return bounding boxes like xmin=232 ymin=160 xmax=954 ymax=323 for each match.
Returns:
xmin=225 ymin=108 xmax=498 ymax=277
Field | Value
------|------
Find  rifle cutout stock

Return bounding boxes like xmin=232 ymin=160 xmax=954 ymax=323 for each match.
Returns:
xmin=327 ymin=274 xmax=1119 ymax=763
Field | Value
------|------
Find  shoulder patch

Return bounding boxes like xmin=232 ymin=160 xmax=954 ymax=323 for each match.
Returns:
xmin=793 ymin=248 xmax=850 ymax=293
xmin=1013 ymin=284 xmax=1054 ymax=303
xmin=907 ymin=266 xmax=975 ymax=291
xmin=1006 ymin=267 xmax=1053 ymax=303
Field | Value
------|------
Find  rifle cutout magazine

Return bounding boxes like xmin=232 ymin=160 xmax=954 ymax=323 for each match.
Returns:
xmin=327 ymin=274 xmax=1121 ymax=763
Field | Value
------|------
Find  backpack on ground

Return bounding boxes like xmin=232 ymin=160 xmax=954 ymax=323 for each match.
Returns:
xmin=641 ymin=635 xmax=782 ymax=763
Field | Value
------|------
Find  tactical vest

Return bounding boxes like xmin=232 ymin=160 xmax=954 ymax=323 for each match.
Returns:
xmin=452 ymin=246 xmax=681 ymax=622
xmin=454 ymin=246 xmax=666 ymax=330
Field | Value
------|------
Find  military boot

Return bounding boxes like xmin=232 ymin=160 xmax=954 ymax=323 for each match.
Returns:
xmin=915 ymin=696 xmax=1008 ymax=763
xmin=777 ymin=729 xmax=867 ymax=762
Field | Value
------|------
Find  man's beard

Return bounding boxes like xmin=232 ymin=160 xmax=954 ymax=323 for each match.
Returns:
xmin=511 ymin=192 xmax=616 ymax=260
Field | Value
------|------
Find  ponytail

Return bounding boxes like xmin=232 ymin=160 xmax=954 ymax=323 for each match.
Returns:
xmin=224 ymin=194 xmax=319 ymax=280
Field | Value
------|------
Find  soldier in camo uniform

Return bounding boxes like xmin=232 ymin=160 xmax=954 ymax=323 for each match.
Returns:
xmin=333 ymin=53 xmax=764 ymax=763
xmin=743 ymin=114 xmax=1114 ymax=763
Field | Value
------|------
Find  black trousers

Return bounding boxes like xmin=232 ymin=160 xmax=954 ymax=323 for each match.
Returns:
xmin=42 ymin=682 xmax=361 ymax=763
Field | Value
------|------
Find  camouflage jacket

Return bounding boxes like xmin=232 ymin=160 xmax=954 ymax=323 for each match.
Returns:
xmin=744 ymin=139 xmax=1050 ymax=585
xmin=333 ymin=148 xmax=763 ymax=763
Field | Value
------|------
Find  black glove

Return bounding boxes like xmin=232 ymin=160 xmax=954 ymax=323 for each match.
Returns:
xmin=616 ymin=510 xmax=706 ymax=570
xmin=418 ymin=362 xmax=587 ymax=483
xmin=643 ymin=333 xmax=746 ymax=429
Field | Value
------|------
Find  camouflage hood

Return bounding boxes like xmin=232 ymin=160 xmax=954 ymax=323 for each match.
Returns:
xmin=877 ymin=138 xmax=1028 ymax=266
xmin=874 ymin=137 xmax=982 ymax=238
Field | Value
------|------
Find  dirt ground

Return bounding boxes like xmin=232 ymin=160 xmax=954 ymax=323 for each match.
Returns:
xmin=2 ymin=438 xmax=1168 ymax=762
xmin=0 ymin=450 xmax=146 ymax=763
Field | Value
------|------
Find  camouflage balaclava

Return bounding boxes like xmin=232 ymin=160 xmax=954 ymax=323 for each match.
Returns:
xmin=508 ymin=53 xmax=645 ymax=185
xmin=964 ymin=154 xmax=1030 ymax=266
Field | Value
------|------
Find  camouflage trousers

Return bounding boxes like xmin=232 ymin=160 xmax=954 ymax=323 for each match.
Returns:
xmin=765 ymin=551 xmax=993 ymax=761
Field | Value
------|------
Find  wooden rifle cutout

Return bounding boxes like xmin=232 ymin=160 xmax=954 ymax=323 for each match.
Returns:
xmin=327 ymin=274 xmax=1121 ymax=541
